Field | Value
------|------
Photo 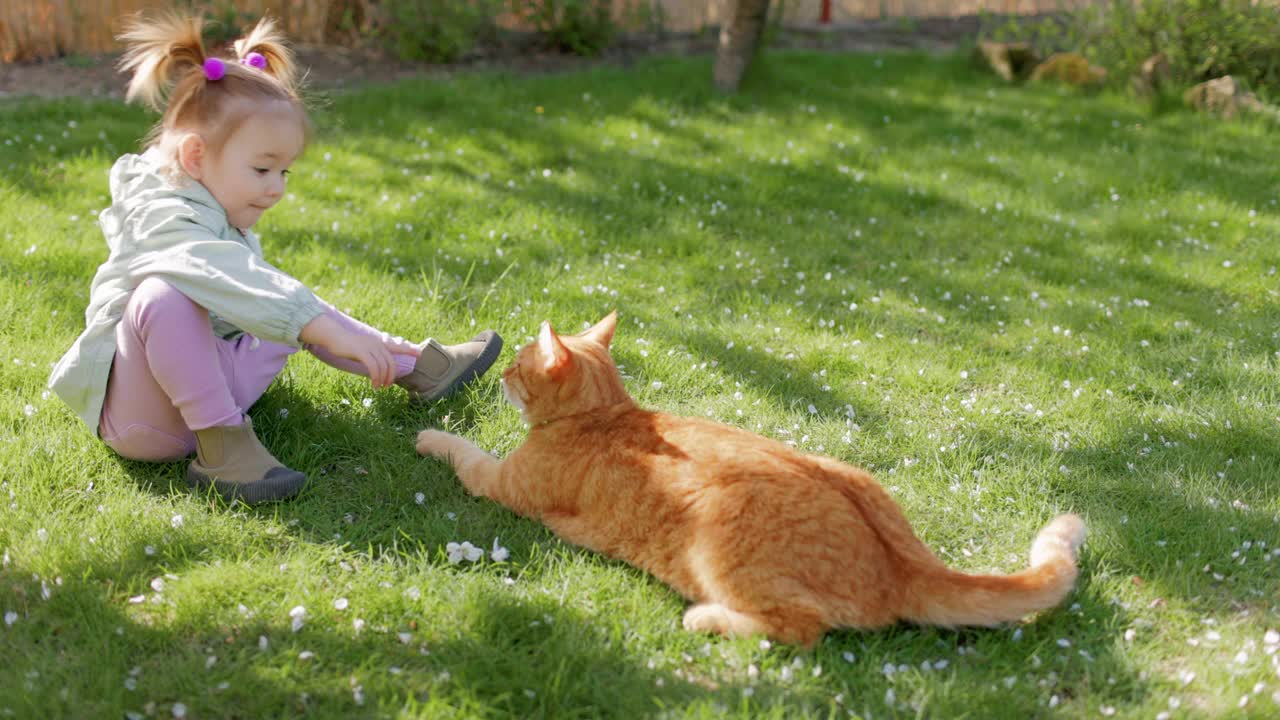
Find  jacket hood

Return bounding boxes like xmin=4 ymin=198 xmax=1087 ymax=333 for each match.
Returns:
xmin=100 ymin=148 xmax=230 ymax=250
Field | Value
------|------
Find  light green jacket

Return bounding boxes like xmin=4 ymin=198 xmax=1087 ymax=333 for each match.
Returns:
xmin=48 ymin=148 xmax=327 ymax=434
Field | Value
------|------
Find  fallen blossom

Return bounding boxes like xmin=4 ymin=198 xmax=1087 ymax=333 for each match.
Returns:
xmin=447 ymin=542 xmax=483 ymax=564
xmin=290 ymin=605 xmax=306 ymax=632
xmin=490 ymin=538 xmax=509 ymax=562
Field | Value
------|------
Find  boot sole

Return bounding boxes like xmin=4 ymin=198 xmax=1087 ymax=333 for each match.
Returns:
xmin=187 ymin=465 xmax=307 ymax=504
xmin=409 ymin=330 xmax=504 ymax=404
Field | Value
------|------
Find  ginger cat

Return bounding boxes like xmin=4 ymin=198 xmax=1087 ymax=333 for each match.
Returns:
xmin=415 ymin=312 xmax=1085 ymax=646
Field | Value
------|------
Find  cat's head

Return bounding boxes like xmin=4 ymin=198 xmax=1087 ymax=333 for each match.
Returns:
xmin=501 ymin=311 xmax=631 ymax=424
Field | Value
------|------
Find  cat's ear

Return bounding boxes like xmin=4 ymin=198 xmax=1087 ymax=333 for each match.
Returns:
xmin=537 ymin=321 xmax=571 ymax=374
xmin=582 ymin=310 xmax=618 ymax=347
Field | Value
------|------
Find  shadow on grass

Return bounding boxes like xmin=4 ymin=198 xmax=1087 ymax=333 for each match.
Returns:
xmin=0 ymin=549 xmax=740 ymax=718
xmin=1 ymin=509 xmax=1144 ymax=718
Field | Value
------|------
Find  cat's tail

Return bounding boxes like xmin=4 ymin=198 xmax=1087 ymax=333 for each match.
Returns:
xmin=903 ymin=514 xmax=1085 ymax=627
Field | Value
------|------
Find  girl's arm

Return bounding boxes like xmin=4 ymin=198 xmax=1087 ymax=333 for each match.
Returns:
xmin=130 ymin=212 xmax=327 ymax=347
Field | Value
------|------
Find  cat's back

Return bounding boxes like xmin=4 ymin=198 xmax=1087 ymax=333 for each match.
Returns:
xmin=656 ymin=411 xmax=813 ymax=463
xmin=530 ymin=405 xmax=855 ymax=504
xmin=601 ymin=408 xmax=834 ymax=490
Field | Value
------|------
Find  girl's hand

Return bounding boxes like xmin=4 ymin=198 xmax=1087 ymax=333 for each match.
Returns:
xmin=300 ymin=315 xmax=420 ymax=389
xmin=337 ymin=332 xmax=418 ymax=389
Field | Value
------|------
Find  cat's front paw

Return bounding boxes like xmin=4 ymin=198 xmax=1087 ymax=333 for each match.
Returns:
xmin=415 ymin=429 xmax=459 ymax=462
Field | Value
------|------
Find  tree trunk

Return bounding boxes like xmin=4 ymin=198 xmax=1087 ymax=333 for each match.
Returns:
xmin=713 ymin=0 xmax=771 ymax=93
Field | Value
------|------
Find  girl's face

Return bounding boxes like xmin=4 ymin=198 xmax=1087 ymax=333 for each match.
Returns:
xmin=197 ymin=101 xmax=305 ymax=230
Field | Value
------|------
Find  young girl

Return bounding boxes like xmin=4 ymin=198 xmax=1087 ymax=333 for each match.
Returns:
xmin=48 ymin=13 xmax=503 ymax=504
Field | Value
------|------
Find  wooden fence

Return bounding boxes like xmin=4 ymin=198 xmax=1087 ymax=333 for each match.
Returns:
xmin=1 ymin=0 xmax=1092 ymax=62
xmin=676 ymin=1 xmax=1092 ymax=28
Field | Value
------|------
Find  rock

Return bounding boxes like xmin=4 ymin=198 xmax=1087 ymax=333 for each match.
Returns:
xmin=1030 ymin=52 xmax=1107 ymax=87
xmin=1132 ymin=52 xmax=1171 ymax=97
xmin=977 ymin=41 xmax=1039 ymax=82
xmin=1183 ymin=76 xmax=1263 ymax=119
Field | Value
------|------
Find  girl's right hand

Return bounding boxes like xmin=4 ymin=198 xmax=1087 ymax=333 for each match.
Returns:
xmin=300 ymin=314 xmax=419 ymax=389
xmin=330 ymin=332 xmax=406 ymax=389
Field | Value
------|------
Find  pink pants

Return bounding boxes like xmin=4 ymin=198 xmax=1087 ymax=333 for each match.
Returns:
xmin=99 ymin=277 xmax=416 ymax=461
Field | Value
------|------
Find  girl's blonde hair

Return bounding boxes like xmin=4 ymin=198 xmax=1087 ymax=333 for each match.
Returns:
xmin=117 ymin=12 xmax=309 ymax=157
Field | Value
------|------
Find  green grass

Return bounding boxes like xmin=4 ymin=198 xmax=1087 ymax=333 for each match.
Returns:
xmin=2 ymin=50 xmax=1279 ymax=718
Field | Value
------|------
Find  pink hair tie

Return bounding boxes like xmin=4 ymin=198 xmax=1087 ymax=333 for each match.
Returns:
xmin=242 ymin=52 xmax=267 ymax=70
xmin=203 ymin=57 xmax=226 ymax=81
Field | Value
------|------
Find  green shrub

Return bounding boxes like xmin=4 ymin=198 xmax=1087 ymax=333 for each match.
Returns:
xmin=512 ymin=0 xmax=617 ymax=56
xmin=378 ymin=0 xmax=503 ymax=62
xmin=987 ymin=0 xmax=1280 ymax=99
xmin=191 ymin=1 xmax=259 ymax=48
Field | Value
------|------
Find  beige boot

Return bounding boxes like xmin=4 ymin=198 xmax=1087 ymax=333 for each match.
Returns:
xmin=396 ymin=330 xmax=503 ymax=404
xmin=186 ymin=417 xmax=306 ymax=504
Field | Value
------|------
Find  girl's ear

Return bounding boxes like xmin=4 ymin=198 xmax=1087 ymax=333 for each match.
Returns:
xmin=177 ymin=133 xmax=207 ymax=179
xmin=537 ymin=321 xmax=571 ymax=375
xmin=582 ymin=310 xmax=618 ymax=348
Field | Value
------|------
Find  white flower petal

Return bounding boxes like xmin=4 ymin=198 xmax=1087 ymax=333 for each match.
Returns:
xmin=491 ymin=542 xmax=510 ymax=562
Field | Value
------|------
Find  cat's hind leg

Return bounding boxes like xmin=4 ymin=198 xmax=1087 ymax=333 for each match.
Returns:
xmin=415 ymin=429 xmax=502 ymax=498
xmin=683 ymin=603 xmax=769 ymax=638
xmin=542 ymin=512 xmax=598 ymax=549
xmin=683 ymin=603 xmax=825 ymax=647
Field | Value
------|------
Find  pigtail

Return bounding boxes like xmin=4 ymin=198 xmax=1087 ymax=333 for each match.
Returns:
xmin=233 ymin=17 xmax=299 ymax=93
xmin=114 ymin=11 xmax=309 ymax=162
xmin=117 ymin=12 xmax=207 ymax=112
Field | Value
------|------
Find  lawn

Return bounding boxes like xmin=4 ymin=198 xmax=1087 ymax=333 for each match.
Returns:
xmin=1 ymin=49 xmax=1278 ymax=718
